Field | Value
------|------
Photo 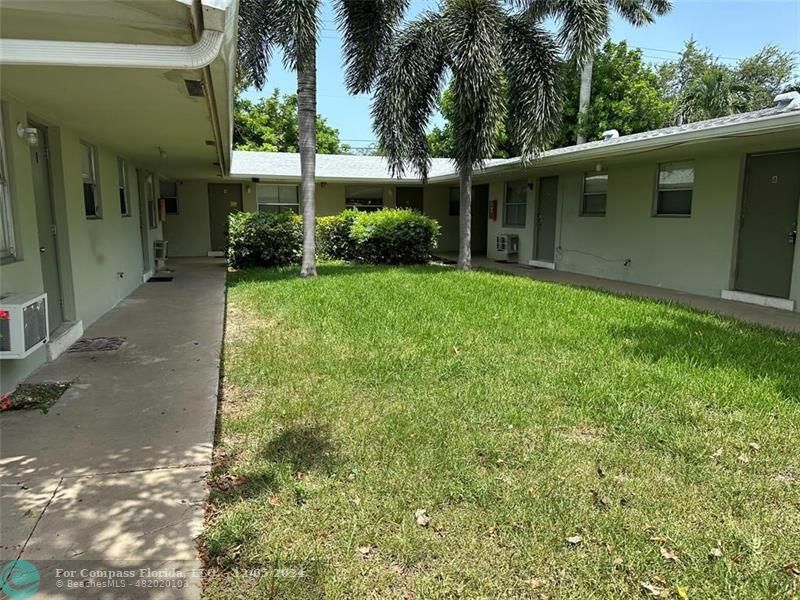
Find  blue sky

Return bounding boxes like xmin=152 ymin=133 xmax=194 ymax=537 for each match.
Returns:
xmin=241 ymin=0 xmax=800 ymax=150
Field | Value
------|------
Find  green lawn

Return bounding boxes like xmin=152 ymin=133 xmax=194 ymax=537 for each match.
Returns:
xmin=204 ymin=264 xmax=800 ymax=599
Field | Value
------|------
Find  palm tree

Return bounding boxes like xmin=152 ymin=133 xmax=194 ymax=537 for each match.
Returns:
xmin=237 ymin=0 xmax=407 ymax=277
xmin=567 ymin=0 xmax=672 ymax=144
xmin=681 ymin=67 xmax=747 ymax=121
xmin=371 ymin=0 xmax=609 ymax=271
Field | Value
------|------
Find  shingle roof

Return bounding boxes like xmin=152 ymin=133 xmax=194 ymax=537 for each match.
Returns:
xmin=229 ymin=101 xmax=800 ymax=183
xmin=230 ymin=152 xmax=463 ymax=182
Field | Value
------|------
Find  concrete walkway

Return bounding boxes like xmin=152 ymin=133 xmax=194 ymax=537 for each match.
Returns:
xmin=0 ymin=258 xmax=226 ymax=598
xmin=435 ymin=253 xmax=800 ymax=333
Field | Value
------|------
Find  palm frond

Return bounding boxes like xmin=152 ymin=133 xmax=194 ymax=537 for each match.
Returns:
xmin=335 ymin=0 xmax=410 ymax=94
xmin=371 ymin=13 xmax=447 ymax=180
xmin=551 ymin=0 xmax=609 ymax=64
xmin=610 ymin=0 xmax=654 ymax=26
xmin=443 ymin=0 xmax=506 ymax=172
xmin=502 ymin=12 xmax=562 ymax=160
xmin=237 ymin=0 xmax=280 ymax=88
xmin=274 ymin=0 xmax=321 ymax=71
xmin=644 ymin=0 xmax=672 ymax=16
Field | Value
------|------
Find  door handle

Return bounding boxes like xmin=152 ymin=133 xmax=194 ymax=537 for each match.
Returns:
xmin=40 ymin=246 xmax=46 ymax=253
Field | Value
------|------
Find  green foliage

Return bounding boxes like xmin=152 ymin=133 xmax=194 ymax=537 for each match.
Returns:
xmin=318 ymin=209 xmax=440 ymax=265
xmin=234 ymin=89 xmax=350 ymax=154
xmin=316 ymin=210 xmax=360 ymax=261
xmin=348 ymin=209 xmax=441 ymax=265
xmin=556 ymin=41 xmax=674 ymax=146
xmin=658 ymin=40 xmax=798 ymax=123
xmin=227 ymin=211 xmax=302 ymax=269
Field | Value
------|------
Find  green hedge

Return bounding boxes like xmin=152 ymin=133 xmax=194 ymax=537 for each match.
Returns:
xmin=316 ymin=209 xmax=359 ymax=261
xmin=228 ymin=208 xmax=440 ymax=269
xmin=348 ymin=209 xmax=440 ymax=265
xmin=227 ymin=211 xmax=302 ymax=269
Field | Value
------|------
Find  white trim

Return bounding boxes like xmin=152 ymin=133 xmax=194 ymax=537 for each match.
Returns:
xmin=142 ymin=270 xmax=153 ymax=283
xmin=721 ymin=290 xmax=795 ymax=311
xmin=0 ymin=29 xmax=224 ymax=69
xmin=528 ymin=260 xmax=555 ymax=270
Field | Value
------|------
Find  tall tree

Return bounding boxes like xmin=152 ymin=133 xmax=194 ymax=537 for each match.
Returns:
xmin=237 ymin=0 xmax=407 ymax=277
xmin=372 ymin=0 xmax=607 ymax=271
xmin=234 ymin=89 xmax=351 ymax=153
xmin=572 ymin=0 xmax=671 ymax=144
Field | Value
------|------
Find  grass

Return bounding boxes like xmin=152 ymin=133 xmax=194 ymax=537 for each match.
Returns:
xmin=0 ymin=382 xmax=70 ymax=413
xmin=204 ymin=263 xmax=800 ymax=599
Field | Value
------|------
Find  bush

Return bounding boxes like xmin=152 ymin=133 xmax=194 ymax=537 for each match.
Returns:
xmin=227 ymin=211 xmax=302 ymax=269
xmin=349 ymin=209 xmax=440 ymax=265
xmin=316 ymin=210 xmax=359 ymax=261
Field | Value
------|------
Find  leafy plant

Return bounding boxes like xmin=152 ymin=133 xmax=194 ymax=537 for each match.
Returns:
xmin=348 ymin=209 xmax=440 ymax=265
xmin=227 ymin=211 xmax=302 ymax=269
xmin=316 ymin=210 xmax=360 ymax=261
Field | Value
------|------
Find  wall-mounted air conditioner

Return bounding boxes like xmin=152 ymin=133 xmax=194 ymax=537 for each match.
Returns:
xmin=0 ymin=292 xmax=49 ymax=359
xmin=496 ymin=234 xmax=519 ymax=262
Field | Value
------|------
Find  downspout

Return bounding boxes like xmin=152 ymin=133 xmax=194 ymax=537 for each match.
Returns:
xmin=0 ymin=1 xmax=231 ymax=70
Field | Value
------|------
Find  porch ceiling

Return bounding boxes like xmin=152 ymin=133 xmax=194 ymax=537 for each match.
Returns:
xmin=0 ymin=0 xmax=224 ymax=180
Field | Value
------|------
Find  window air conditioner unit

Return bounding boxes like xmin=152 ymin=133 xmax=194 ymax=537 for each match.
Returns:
xmin=0 ymin=292 xmax=49 ymax=359
xmin=496 ymin=234 xmax=519 ymax=262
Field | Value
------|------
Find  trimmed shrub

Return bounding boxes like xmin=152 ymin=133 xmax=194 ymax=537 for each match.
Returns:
xmin=316 ymin=210 xmax=359 ymax=261
xmin=227 ymin=211 xmax=302 ymax=269
xmin=349 ymin=209 xmax=440 ymax=265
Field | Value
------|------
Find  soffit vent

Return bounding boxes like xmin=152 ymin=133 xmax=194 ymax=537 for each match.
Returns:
xmin=185 ymin=79 xmax=205 ymax=97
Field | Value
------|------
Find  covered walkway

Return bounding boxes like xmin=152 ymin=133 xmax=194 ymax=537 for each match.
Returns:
xmin=0 ymin=258 xmax=226 ymax=598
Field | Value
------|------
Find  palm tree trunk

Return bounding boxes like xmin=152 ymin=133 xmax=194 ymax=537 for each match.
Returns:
xmin=576 ymin=57 xmax=593 ymax=145
xmin=298 ymin=44 xmax=317 ymax=277
xmin=458 ymin=166 xmax=472 ymax=271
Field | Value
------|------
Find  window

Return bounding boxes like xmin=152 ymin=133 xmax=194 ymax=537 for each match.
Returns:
xmin=256 ymin=184 xmax=298 ymax=214
xmin=81 ymin=142 xmax=100 ymax=218
xmin=345 ymin=185 xmax=383 ymax=211
xmin=0 ymin=106 xmax=16 ymax=260
xmin=448 ymin=187 xmax=459 ymax=216
xmin=503 ymin=181 xmax=527 ymax=227
xmin=118 ymin=158 xmax=130 ymax=216
xmin=656 ymin=161 xmax=694 ymax=216
xmin=160 ymin=181 xmax=178 ymax=214
xmin=582 ymin=172 xmax=608 ymax=216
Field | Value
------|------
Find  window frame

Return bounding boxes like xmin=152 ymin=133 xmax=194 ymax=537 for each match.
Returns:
xmin=81 ymin=141 xmax=101 ymax=219
xmin=503 ymin=181 xmax=528 ymax=228
xmin=581 ymin=171 xmax=608 ymax=217
xmin=654 ymin=161 xmax=694 ymax=217
xmin=256 ymin=183 xmax=299 ymax=214
xmin=118 ymin=158 xmax=131 ymax=217
xmin=160 ymin=180 xmax=179 ymax=215
xmin=0 ymin=105 xmax=17 ymax=261
xmin=345 ymin=185 xmax=384 ymax=212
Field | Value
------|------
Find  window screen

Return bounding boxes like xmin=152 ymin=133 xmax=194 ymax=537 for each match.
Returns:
xmin=503 ymin=182 xmax=527 ymax=227
xmin=582 ymin=172 xmax=607 ymax=216
xmin=656 ymin=162 xmax=694 ymax=216
xmin=257 ymin=184 xmax=299 ymax=214
xmin=345 ymin=186 xmax=383 ymax=211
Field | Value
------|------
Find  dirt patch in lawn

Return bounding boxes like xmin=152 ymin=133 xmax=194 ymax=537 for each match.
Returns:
xmin=1 ymin=382 xmax=71 ymax=413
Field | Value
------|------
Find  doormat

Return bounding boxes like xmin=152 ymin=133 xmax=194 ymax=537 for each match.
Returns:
xmin=0 ymin=382 xmax=71 ymax=414
xmin=67 ymin=336 xmax=126 ymax=353
xmin=148 ymin=276 xmax=174 ymax=282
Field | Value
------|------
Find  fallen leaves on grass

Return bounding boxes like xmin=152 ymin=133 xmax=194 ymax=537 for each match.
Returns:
xmin=357 ymin=545 xmax=372 ymax=558
xmin=640 ymin=580 xmax=669 ymax=598
xmin=565 ymin=535 xmax=583 ymax=546
xmin=414 ymin=508 xmax=431 ymax=527
xmin=660 ymin=546 xmax=678 ymax=561
xmin=709 ymin=546 xmax=723 ymax=559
